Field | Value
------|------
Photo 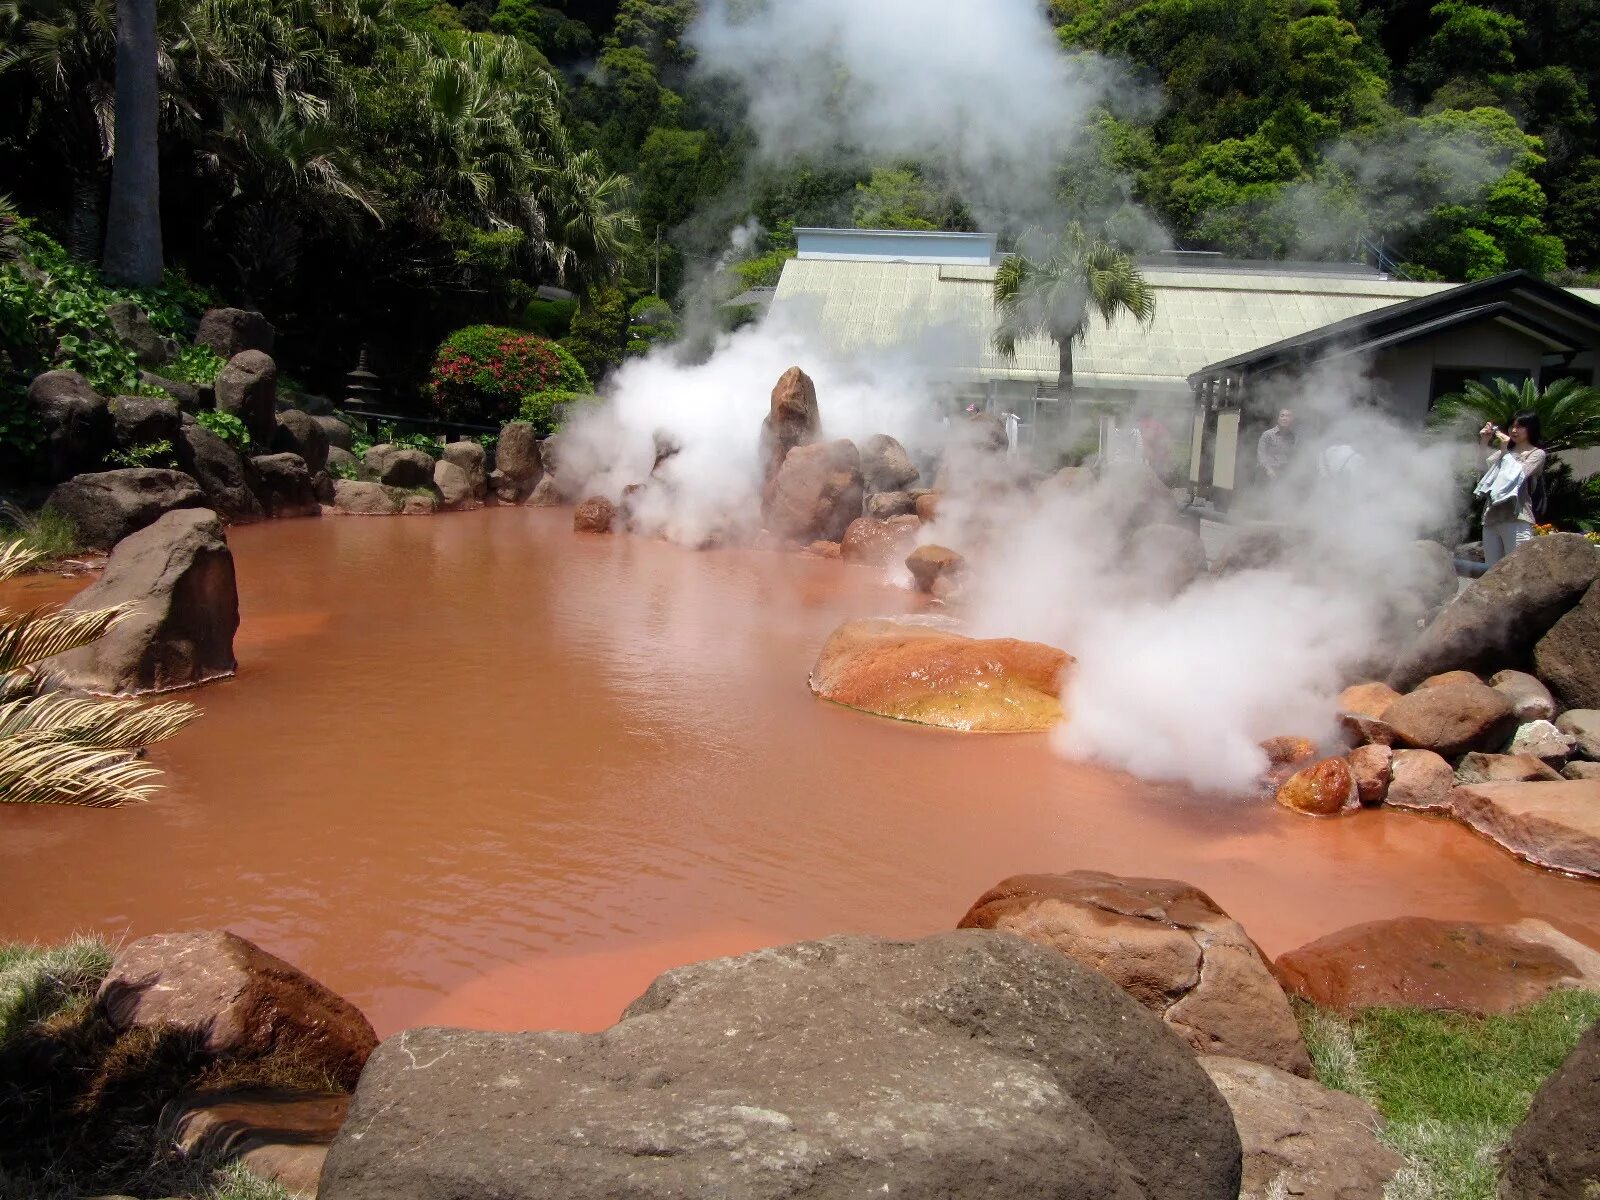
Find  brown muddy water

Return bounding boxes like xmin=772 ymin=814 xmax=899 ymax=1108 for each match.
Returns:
xmin=3 ymin=507 xmax=1599 ymax=1037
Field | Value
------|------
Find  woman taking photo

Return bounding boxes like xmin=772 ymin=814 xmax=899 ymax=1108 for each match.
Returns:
xmin=1476 ymin=411 xmax=1548 ymax=565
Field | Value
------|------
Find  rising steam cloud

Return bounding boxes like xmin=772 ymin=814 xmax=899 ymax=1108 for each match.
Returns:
xmin=686 ymin=0 xmax=1149 ymax=225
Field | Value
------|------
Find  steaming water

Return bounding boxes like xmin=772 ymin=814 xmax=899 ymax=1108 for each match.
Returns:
xmin=3 ymin=508 xmax=1598 ymax=1037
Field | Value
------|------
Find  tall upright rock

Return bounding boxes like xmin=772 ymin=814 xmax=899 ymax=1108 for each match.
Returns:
xmin=758 ymin=366 xmax=820 ymax=488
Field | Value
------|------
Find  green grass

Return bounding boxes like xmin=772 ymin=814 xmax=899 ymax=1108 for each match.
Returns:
xmin=0 ymin=503 xmax=81 ymax=563
xmin=0 ymin=936 xmax=344 ymax=1200
xmin=1297 ymin=990 xmax=1600 ymax=1200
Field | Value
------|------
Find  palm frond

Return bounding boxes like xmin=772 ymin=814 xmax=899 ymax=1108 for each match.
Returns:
xmin=0 ymin=602 xmax=130 ymax=673
xmin=0 ymin=736 xmax=168 ymax=806
xmin=0 ymin=692 xmax=197 ymax=748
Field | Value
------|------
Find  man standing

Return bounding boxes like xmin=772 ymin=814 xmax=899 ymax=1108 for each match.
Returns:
xmin=1257 ymin=408 xmax=1297 ymax=482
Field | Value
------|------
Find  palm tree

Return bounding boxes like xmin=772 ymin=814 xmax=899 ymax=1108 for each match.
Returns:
xmin=0 ymin=537 xmax=195 ymax=806
xmin=992 ymin=222 xmax=1156 ymax=396
xmin=1430 ymin=376 xmax=1600 ymax=453
xmin=100 ymin=0 xmax=162 ymax=284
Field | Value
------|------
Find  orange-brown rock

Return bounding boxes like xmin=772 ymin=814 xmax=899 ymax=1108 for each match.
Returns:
xmin=1275 ymin=757 xmax=1358 ymax=816
xmin=1448 ymin=780 xmax=1600 ymax=877
xmin=573 ymin=495 xmax=616 ymax=533
xmin=1338 ymin=712 xmax=1396 ymax=748
xmin=839 ymin=515 xmax=919 ymax=567
xmin=1274 ymin=916 xmax=1600 ymax=1014
xmin=763 ymin=439 xmax=864 ymax=543
xmin=959 ymin=871 xmax=1311 ymax=1075
xmin=1347 ymin=744 xmax=1392 ymax=806
xmin=1417 ymin=669 xmax=1483 ymax=690
xmin=914 ymin=491 xmax=939 ymax=522
xmin=810 ymin=618 xmax=1070 ymax=732
xmin=97 ymin=930 xmax=376 ymax=1087
xmin=1385 ymin=748 xmax=1455 ymax=811
xmin=803 ymin=539 xmax=841 ymax=559
xmin=1337 ymin=681 xmax=1401 ymax=721
xmin=905 ymin=544 xmax=963 ymax=594
xmin=164 ymin=1089 xmax=348 ymax=1196
xmin=1453 ymin=752 xmax=1562 ymax=785
xmin=758 ymin=366 xmax=819 ymax=486
xmin=1262 ymin=736 xmax=1319 ymax=768
xmin=1383 ymin=680 xmax=1517 ymax=757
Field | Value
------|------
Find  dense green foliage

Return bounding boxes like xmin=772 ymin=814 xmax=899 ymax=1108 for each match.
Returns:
xmin=429 ymin=324 xmax=588 ymax=422
xmin=4 ymin=0 xmax=1600 ymax=423
xmin=195 ymin=409 xmax=251 ymax=452
xmin=1299 ymin=990 xmax=1600 ymax=1200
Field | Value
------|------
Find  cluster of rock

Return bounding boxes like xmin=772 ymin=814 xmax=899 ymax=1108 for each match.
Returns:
xmin=1267 ymin=534 xmax=1600 ymax=878
xmin=24 ymin=862 xmax=1600 ymax=1200
xmin=23 ymin=306 xmax=530 ymax=553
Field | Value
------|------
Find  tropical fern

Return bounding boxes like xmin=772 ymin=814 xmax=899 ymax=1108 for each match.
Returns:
xmin=1430 ymin=377 xmax=1600 ymax=453
xmin=0 ymin=536 xmax=197 ymax=806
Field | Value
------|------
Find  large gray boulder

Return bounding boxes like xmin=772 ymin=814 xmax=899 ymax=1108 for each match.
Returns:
xmin=194 ymin=307 xmax=274 ymax=359
xmin=214 ymin=350 xmax=279 ymax=447
xmin=491 ymin=421 xmax=541 ymax=501
xmin=763 ymin=438 xmax=864 ymax=543
xmin=433 ymin=460 xmax=472 ymax=510
xmin=330 ymin=479 xmax=400 ymax=515
xmin=319 ymin=932 xmax=1242 ymax=1200
xmin=860 ymin=432 xmax=919 ymax=493
xmin=46 ymin=468 xmax=205 ymax=550
xmin=175 ymin=424 xmax=263 ymax=524
xmin=1389 ymin=534 xmax=1600 ymax=691
xmin=28 ymin=369 xmax=112 ymax=480
xmin=441 ymin=440 xmax=487 ymax=500
xmin=271 ymin=410 xmax=330 ymax=473
xmin=314 ymin=414 xmax=354 ymax=452
xmin=249 ymin=453 xmax=319 ymax=518
xmin=362 ymin=444 xmax=433 ymax=489
xmin=104 ymin=300 xmax=172 ymax=367
xmin=1534 ymin=579 xmax=1600 ymax=711
xmin=43 ymin=508 xmax=237 ymax=695
xmin=1498 ymin=1018 xmax=1600 ymax=1198
xmin=324 ymin=445 xmax=367 ymax=480
xmin=109 ymin=394 xmax=181 ymax=450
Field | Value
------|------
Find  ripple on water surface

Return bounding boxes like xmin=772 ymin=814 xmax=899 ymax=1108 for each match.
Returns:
xmin=1 ymin=506 xmax=1598 ymax=1036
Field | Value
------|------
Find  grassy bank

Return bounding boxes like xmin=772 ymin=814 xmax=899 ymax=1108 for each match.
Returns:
xmin=0 ymin=937 xmax=300 ymax=1200
xmin=1298 ymin=990 xmax=1600 ymax=1200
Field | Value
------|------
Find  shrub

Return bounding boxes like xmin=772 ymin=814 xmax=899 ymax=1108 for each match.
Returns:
xmin=167 ymin=345 xmax=226 ymax=386
xmin=519 ymin=389 xmax=600 ymax=437
xmin=106 ymin=439 xmax=176 ymax=469
xmin=428 ymin=325 xmax=589 ymax=424
xmin=519 ymin=297 xmax=577 ymax=338
xmin=195 ymin=410 xmax=250 ymax=452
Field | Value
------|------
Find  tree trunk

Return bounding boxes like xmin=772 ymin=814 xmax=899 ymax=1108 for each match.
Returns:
xmin=102 ymin=0 xmax=163 ymax=286
xmin=1057 ymin=339 xmax=1073 ymax=396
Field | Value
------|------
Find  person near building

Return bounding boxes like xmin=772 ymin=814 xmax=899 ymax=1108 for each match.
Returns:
xmin=1256 ymin=407 xmax=1297 ymax=482
xmin=1476 ymin=411 xmax=1548 ymax=565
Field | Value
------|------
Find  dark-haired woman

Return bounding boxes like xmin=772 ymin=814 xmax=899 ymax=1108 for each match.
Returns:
xmin=1477 ymin=411 xmax=1547 ymax=565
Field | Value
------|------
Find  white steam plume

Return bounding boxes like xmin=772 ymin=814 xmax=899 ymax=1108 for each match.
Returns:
xmin=686 ymin=0 xmax=1150 ymax=226
xmin=933 ymin=362 xmax=1469 ymax=792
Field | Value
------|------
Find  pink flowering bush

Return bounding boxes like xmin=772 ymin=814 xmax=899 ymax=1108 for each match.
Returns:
xmin=429 ymin=325 xmax=589 ymax=424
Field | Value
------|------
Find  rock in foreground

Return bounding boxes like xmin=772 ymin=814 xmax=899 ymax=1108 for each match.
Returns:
xmin=319 ymin=932 xmax=1242 ymax=1200
xmin=958 ymin=871 xmax=1311 ymax=1075
xmin=44 ymin=509 xmax=237 ymax=695
xmin=1199 ymin=1056 xmax=1402 ymax=1200
xmin=1273 ymin=917 xmax=1600 ymax=1014
xmin=810 ymin=618 xmax=1071 ymax=732
xmin=98 ymin=930 xmax=377 ymax=1087
xmin=1498 ymin=1019 xmax=1600 ymax=1200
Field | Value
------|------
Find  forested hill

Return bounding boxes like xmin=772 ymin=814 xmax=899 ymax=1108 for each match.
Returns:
xmin=4 ymin=0 xmax=1598 ymax=395
xmin=541 ymin=0 xmax=1599 ymax=291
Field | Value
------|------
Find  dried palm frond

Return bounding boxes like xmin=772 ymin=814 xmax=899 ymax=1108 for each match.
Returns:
xmin=0 ymin=540 xmax=44 ymax=583
xmin=0 ymin=602 xmax=131 ymax=673
xmin=0 ymin=693 xmax=197 ymax=749
xmin=0 ymin=736 xmax=170 ymax=807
